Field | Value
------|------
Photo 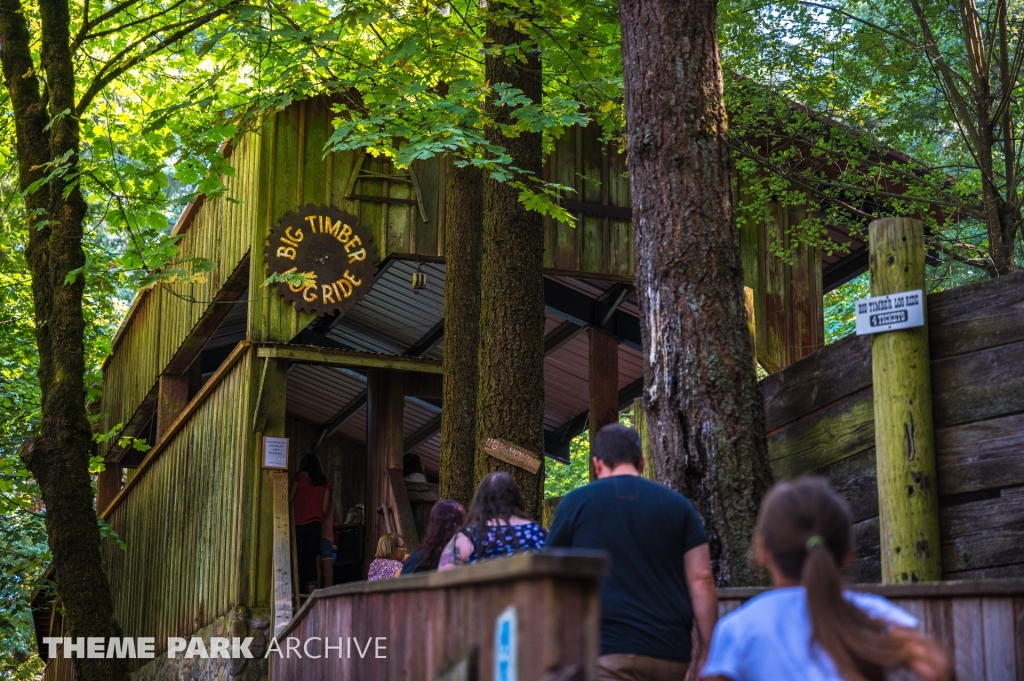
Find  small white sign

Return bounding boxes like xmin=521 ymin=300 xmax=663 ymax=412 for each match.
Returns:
xmin=262 ymin=437 xmax=289 ymax=470
xmin=494 ymin=605 xmax=518 ymax=681
xmin=855 ymin=289 xmax=925 ymax=335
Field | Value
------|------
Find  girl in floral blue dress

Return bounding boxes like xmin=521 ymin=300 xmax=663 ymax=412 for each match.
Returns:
xmin=437 ymin=472 xmax=546 ymax=570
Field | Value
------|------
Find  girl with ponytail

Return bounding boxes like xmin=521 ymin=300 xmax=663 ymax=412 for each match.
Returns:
xmin=702 ymin=477 xmax=949 ymax=681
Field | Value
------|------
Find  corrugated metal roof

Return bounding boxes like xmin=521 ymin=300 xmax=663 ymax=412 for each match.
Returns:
xmin=285 ymin=260 xmax=646 ymax=474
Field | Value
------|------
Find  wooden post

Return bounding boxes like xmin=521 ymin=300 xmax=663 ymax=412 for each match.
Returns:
xmin=869 ymin=217 xmax=942 ymax=583
xmin=156 ymin=373 xmax=190 ymax=438
xmin=95 ymin=464 xmax=121 ymax=511
xmin=271 ymin=470 xmax=293 ymax=636
xmin=366 ymin=371 xmax=405 ymax=568
xmin=588 ymin=329 xmax=619 ymax=480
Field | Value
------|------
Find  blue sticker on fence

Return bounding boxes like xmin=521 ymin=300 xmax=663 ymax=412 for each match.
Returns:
xmin=494 ymin=605 xmax=518 ymax=681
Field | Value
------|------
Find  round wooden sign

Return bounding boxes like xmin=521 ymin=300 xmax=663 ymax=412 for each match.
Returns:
xmin=265 ymin=204 xmax=378 ymax=315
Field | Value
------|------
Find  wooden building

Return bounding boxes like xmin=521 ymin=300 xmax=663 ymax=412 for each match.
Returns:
xmin=34 ymin=95 xmax=892 ymax=678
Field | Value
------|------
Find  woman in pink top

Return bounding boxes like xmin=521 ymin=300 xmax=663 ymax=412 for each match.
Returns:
xmin=367 ymin=533 xmax=406 ymax=581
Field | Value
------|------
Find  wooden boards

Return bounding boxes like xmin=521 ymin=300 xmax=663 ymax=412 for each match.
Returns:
xmin=762 ymin=270 xmax=1024 ymax=581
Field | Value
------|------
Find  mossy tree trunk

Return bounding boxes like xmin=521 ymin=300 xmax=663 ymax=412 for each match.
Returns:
xmin=440 ymin=161 xmax=483 ymax=509
xmin=618 ymin=0 xmax=773 ymax=585
xmin=475 ymin=5 xmax=546 ymax=518
xmin=0 ymin=2 xmax=129 ymax=679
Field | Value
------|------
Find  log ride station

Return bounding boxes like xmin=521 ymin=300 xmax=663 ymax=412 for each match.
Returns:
xmin=31 ymin=95 xmax=1024 ymax=680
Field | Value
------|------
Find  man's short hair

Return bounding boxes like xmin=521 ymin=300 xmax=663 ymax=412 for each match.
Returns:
xmin=592 ymin=424 xmax=643 ymax=469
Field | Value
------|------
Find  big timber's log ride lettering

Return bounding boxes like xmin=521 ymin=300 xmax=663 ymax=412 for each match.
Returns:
xmin=266 ymin=205 xmax=378 ymax=315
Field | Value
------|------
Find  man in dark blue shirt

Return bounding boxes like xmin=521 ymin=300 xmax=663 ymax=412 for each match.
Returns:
xmin=546 ymin=424 xmax=718 ymax=681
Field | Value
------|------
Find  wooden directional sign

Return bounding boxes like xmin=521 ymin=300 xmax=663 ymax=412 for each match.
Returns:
xmin=481 ymin=438 xmax=542 ymax=475
xmin=265 ymin=204 xmax=378 ymax=315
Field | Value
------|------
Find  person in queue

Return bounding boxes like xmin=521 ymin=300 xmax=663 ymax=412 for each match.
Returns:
xmin=546 ymin=424 xmax=718 ymax=681
xmin=437 ymin=472 xmax=545 ymax=570
xmin=402 ymin=499 xmax=466 ymax=574
xmin=367 ymin=533 xmax=407 ymax=581
xmin=289 ymin=453 xmax=332 ymax=594
xmin=702 ymin=477 xmax=949 ymax=681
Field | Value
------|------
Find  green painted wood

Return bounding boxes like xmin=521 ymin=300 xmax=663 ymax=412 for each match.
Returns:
xmin=869 ymin=217 xmax=942 ymax=584
xmin=302 ymin=98 xmax=330 ymax=206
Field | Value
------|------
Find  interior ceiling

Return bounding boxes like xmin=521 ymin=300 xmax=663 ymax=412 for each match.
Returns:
xmin=284 ymin=260 xmax=645 ymax=473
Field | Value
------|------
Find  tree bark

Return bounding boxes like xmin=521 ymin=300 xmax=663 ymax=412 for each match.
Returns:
xmin=619 ymin=0 xmax=773 ymax=585
xmin=439 ymin=160 xmax=483 ymax=509
xmin=475 ymin=6 xmax=546 ymax=519
xmin=2 ymin=1 xmax=128 ymax=678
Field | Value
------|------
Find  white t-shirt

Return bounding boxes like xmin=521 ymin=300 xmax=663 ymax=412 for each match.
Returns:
xmin=703 ymin=587 xmax=918 ymax=681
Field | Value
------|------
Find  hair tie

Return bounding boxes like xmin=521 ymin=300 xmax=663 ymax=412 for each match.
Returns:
xmin=806 ymin=535 xmax=826 ymax=551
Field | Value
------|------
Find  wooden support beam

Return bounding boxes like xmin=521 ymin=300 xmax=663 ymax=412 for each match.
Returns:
xmin=271 ymin=470 xmax=293 ymax=636
xmin=257 ymin=344 xmax=443 ymax=373
xmin=366 ymin=372 xmax=405 ymax=569
xmin=869 ymin=217 xmax=941 ymax=583
xmin=404 ymin=319 xmax=444 ymax=357
xmin=156 ymin=374 xmax=190 ymax=438
xmin=95 ymin=465 xmax=121 ymax=511
xmin=404 ymin=414 xmax=442 ymax=454
xmin=588 ymin=329 xmax=619 ymax=480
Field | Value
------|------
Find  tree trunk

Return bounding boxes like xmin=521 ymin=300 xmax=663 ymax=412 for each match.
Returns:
xmin=618 ymin=0 xmax=773 ymax=585
xmin=475 ymin=7 xmax=546 ymax=518
xmin=2 ymin=1 xmax=129 ymax=679
xmin=440 ymin=160 xmax=483 ymax=509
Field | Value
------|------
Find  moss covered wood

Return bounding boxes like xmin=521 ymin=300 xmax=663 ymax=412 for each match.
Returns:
xmin=869 ymin=217 xmax=942 ymax=583
xmin=100 ymin=347 xmax=256 ymax=663
xmin=439 ymin=161 xmax=483 ymax=509
xmin=619 ymin=0 xmax=773 ymax=585
xmin=474 ymin=8 xmax=547 ymax=517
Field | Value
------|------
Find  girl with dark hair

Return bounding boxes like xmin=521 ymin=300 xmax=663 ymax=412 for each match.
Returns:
xmin=703 ymin=477 xmax=949 ymax=681
xmin=289 ymin=453 xmax=332 ymax=594
xmin=402 ymin=499 xmax=466 ymax=573
xmin=437 ymin=472 xmax=545 ymax=571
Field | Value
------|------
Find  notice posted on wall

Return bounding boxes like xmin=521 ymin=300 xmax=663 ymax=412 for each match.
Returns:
xmin=855 ymin=289 xmax=925 ymax=335
xmin=262 ymin=436 xmax=289 ymax=470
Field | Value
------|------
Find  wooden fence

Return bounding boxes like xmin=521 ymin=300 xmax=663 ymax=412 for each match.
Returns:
xmin=720 ymin=579 xmax=1024 ymax=681
xmin=763 ymin=271 xmax=1024 ymax=581
xmin=271 ymin=551 xmax=607 ymax=681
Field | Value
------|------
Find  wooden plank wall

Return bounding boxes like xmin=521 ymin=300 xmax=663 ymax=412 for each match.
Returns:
xmin=247 ymin=97 xmax=445 ymax=343
xmin=543 ymin=124 xmax=634 ymax=278
xmin=762 ymin=272 xmax=1024 ymax=582
xmin=99 ymin=134 xmax=258 ymax=454
xmin=737 ymin=179 xmax=824 ymax=374
xmin=720 ymin=581 xmax=1024 ymax=681
xmin=271 ymin=552 xmax=604 ymax=681
xmin=101 ymin=350 xmax=255 ymax=663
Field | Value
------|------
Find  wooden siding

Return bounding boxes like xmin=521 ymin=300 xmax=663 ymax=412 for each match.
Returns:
xmin=101 ymin=347 xmax=255 ymax=659
xmin=248 ymin=97 xmax=446 ymax=343
xmin=720 ymin=580 xmax=1024 ymax=681
xmin=271 ymin=551 xmax=606 ymax=681
xmin=100 ymin=134 xmax=258 ymax=452
xmin=543 ymin=124 xmax=634 ymax=277
xmin=762 ymin=271 xmax=1024 ymax=581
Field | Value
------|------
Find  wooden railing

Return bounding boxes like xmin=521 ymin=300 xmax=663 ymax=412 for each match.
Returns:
xmin=720 ymin=579 xmax=1024 ymax=680
xmin=271 ymin=551 xmax=608 ymax=681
